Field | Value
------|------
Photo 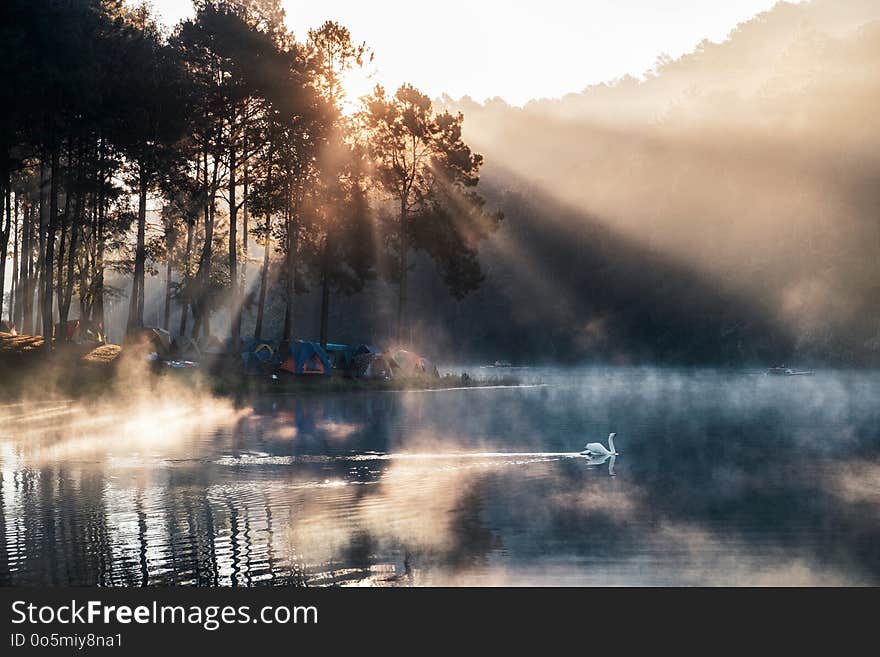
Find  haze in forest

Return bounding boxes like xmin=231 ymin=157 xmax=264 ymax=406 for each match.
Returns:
xmin=305 ymin=0 xmax=880 ymax=365
xmin=433 ymin=0 xmax=880 ymax=364
xmin=2 ymin=0 xmax=880 ymax=366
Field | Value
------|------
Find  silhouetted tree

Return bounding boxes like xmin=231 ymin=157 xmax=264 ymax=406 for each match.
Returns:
xmin=0 ymin=0 xmax=497 ymax=358
xmin=361 ymin=84 xmax=501 ymax=343
xmin=114 ymin=3 xmax=187 ymax=333
xmin=305 ymin=21 xmax=373 ymax=346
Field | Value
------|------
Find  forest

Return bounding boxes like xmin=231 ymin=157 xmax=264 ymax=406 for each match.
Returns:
xmin=2 ymin=0 xmax=880 ymax=366
xmin=0 ymin=0 xmax=501 ymax=357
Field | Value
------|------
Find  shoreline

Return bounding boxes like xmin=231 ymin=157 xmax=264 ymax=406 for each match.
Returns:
xmin=0 ymin=333 xmax=520 ymax=401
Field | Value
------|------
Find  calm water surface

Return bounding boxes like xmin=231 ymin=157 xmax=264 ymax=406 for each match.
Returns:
xmin=2 ymin=367 xmax=878 ymax=586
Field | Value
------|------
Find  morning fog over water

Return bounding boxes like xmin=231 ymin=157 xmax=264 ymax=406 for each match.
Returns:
xmin=1 ymin=367 xmax=878 ymax=587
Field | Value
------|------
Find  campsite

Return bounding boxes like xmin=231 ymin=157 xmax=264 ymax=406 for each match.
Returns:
xmin=0 ymin=322 xmax=507 ymax=400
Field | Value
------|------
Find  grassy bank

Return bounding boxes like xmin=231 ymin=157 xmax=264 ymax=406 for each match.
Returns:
xmin=208 ymin=370 xmax=520 ymax=398
xmin=0 ymin=333 xmax=124 ymax=399
xmin=0 ymin=333 xmax=517 ymax=401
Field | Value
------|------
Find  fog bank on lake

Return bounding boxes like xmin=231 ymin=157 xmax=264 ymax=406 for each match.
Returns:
xmin=1 ymin=367 xmax=878 ymax=586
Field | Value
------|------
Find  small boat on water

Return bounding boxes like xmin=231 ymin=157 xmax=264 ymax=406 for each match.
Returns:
xmin=480 ymin=360 xmax=513 ymax=369
xmin=765 ymin=366 xmax=814 ymax=376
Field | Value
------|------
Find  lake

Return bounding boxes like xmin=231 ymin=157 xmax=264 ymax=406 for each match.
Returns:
xmin=1 ymin=367 xmax=878 ymax=586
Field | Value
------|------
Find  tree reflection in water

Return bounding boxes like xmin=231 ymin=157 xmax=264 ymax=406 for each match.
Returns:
xmin=1 ymin=369 xmax=879 ymax=586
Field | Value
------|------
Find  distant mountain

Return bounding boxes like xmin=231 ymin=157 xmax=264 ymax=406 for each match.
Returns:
xmin=414 ymin=0 xmax=880 ymax=365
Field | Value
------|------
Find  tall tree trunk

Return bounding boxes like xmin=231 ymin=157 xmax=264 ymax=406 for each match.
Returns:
xmin=228 ymin=144 xmax=239 ymax=348
xmin=80 ymin=181 xmax=96 ymax=323
xmin=60 ymin=144 xmax=84 ymax=332
xmin=19 ymin=204 xmax=33 ymax=333
xmin=240 ymin=149 xmax=248 ymax=321
xmin=93 ymin=177 xmax=106 ymax=331
xmin=178 ymin=218 xmax=194 ymax=338
xmin=80 ymin=140 xmax=98 ymax=324
xmin=42 ymin=150 xmax=60 ymax=349
xmin=56 ymin=140 xmax=73 ymax=331
xmin=163 ymin=253 xmax=173 ymax=331
xmin=193 ymin=149 xmax=217 ymax=342
xmin=78 ymin=243 xmax=88 ymax=323
xmin=10 ymin=191 xmax=19 ymax=325
xmin=194 ymin=199 xmax=216 ymax=341
xmin=193 ymin=145 xmax=208 ymax=339
xmin=283 ymin=193 xmax=296 ymax=343
xmin=36 ymin=161 xmax=48 ymax=335
xmin=319 ymin=234 xmax=331 ymax=348
xmin=254 ymin=219 xmax=270 ymax=341
xmin=90 ymin=136 xmax=105 ymax=331
xmin=0 ymin=168 xmax=8 ymax=323
xmin=16 ymin=199 xmax=29 ymax=330
xmin=396 ymin=200 xmax=407 ymax=344
xmin=127 ymin=164 xmax=147 ymax=333
xmin=60 ymin=189 xmax=81 ymax=327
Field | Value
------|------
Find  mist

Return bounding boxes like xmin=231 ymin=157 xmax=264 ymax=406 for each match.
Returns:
xmin=417 ymin=0 xmax=880 ymax=365
xmin=3 ymin=367 xmax=879 ymax=586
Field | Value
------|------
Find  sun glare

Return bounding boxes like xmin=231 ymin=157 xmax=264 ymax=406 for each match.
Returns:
xmin=338 ymin=61 xmax=376 ymax=114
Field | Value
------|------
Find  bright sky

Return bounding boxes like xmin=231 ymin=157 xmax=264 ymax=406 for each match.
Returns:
xmin=151 ymin=0 xmax=799 ymax=105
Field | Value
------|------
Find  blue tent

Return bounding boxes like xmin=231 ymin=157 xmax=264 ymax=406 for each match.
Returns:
xmin=279 ymin=341 xmax=332 ymax=375
xmin=240 ymin=339 xmax=281 ymax=374
xmin=329 ymin=344 xmax=384 ymax=376
xmin=323 ymin=343 xmax=355 ymax=370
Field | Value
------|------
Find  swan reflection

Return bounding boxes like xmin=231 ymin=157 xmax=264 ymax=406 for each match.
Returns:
xmin=583 ymin=452 xmax=616 ymax=476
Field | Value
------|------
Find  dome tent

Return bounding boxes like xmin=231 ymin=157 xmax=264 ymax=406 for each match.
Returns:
xmin=279 ymin=341 xmax=332 ymax=375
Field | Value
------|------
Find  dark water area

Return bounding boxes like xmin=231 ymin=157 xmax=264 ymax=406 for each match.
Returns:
xmin=1 ymin=367 xmax=878 ymax=586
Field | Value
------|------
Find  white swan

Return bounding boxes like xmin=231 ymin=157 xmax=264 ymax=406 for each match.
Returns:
xmin=581 ymin=432 xmax=618 ymax=458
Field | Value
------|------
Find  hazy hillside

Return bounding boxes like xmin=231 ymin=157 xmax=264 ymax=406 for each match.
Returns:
xmin=415 ymin=0 xmax=880 ymax=365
